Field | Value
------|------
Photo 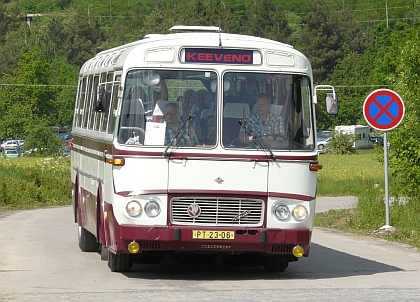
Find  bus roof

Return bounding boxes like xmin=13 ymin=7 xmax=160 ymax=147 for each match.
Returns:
xmin=80 ymin=26 xmax=303 ymax=74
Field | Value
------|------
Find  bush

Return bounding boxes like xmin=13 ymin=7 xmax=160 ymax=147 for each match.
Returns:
xmin=23 ymin=123 xmax=63 ymax=156
xmin=325 ymin=130 xmax=356 ymax=154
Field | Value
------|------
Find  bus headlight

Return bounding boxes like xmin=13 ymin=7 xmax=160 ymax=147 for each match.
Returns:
xmin=126 ymin=200 xmax=142 ymax=217
xmin=145 ymin=200 xmax=161 ymax=217
xmin=292 ymin=205 xmax=308 ymax=221
xmin=273 ymin=204 xmax=290 ymax=221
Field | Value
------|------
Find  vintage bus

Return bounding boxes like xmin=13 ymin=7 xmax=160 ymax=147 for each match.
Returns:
xmin=71 ymin=25 xmax=338 ymax=273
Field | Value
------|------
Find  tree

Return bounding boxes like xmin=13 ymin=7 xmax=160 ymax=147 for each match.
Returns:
xmin=0 ymin=48 xmax=76 ymax=138
xmin=64 ymin=6 xmax=106 ymax=67
xmin=316 ymin=21 xmax=397 ymax=130
xmin=23 ymin=120 xmax=63 ymax=156
xmin=244 ymin=0 xmax=291 ymax=42
xmin=388 ymin=25 xmax=420 ymax=197
xmin=299 ymin=0 xmax=368 ymax=84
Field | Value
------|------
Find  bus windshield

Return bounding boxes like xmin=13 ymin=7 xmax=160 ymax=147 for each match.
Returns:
xmin=117 ymin=70 xmax=314 ymax=151
xmin=118 ymin=69 xmax=217 ymax=147
xmin=222 ymin=72 xmax=314 ymax=151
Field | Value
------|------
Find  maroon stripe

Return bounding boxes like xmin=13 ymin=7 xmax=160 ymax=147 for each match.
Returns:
xmin=268 ymin=192 xmax=315 ymax=201
xmin=72 ymin=134 xmax=318 ymax=162
xmin=116 ymin=189 xmax=313 ymax=201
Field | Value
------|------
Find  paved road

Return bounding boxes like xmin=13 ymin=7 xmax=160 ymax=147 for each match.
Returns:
xmin=1 ymin=200 xmax=420 ymax=301
xmin=315 ymin=196 xmax=358 ymax=213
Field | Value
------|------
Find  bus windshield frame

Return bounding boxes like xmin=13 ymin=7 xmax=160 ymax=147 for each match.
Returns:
xmin=118 ymin=69 xmax=314 ymax=152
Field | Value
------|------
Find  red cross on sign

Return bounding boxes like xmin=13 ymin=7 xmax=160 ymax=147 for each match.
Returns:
xmin=363 ymin=89 xmax=405 ymax=131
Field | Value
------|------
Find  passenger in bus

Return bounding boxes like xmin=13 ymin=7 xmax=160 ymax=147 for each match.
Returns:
xmin=164 ymin=102 xmax=198 ymax=146
xmin=128 ymin=86 xmax=146 ymax=101
xmin=194 ymin=89 xmax=213 ymax=141
xmin=239 ymin=93 xmax=285 ymax=143
xmin=237 ymin=76 xmax=259 ymax=109
xmin=181 ymin=89 xmax=197 ymax=121
xmin=152 ymin=76 xmax=169 ymax=101
xmin=126 ymin=85 xmax=147 ymax=129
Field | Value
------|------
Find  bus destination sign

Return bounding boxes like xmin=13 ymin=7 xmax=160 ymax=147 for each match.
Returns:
xmin=183 ymin=48 xmax=256 ymax=64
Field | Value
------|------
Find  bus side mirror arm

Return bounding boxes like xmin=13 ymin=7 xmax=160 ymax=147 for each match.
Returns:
xmin=314 ymin=85 xmax=338 ymax=115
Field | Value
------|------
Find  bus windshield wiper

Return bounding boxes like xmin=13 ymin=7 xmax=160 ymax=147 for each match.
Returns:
xmin=163 ymin=114 xmax=196 ymax=157
xmin=239 ymin=119 xmax=276 ymax=161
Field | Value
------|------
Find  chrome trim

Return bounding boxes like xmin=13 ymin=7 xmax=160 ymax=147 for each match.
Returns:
xmin=171 ymin=197 xmax=264 ymax=226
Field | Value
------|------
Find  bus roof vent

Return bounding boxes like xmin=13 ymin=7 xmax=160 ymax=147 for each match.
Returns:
xmin=169 ymin=25 xmax=222 ymax=33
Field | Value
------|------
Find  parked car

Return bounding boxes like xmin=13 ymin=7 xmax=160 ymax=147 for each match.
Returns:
xmin=317 ymin=130 xmax=332 ymax=139
xmin=4 ymin=149 xmax=19 ymax=158
xmin=62 ymin=148 xmax=71 ymax=157
xmin=370 ymin=135 xmax=384 ymax=146
xmin=317 ymin=137 xmax=332 ymax=153
xmin=1 ymin=140 xmax=19 ymax=150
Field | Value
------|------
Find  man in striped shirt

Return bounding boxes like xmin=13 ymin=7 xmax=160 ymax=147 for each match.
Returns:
xmin=239 ymin=93 xmax=285 ymax=143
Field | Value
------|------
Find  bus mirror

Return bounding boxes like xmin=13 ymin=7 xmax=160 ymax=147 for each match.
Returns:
xmin=224 ymin=79 xmax=231 ymax=92
xmin=326 ymin=93 xmax=338 ymax=115
xmin=95 ymin=88 xmax=107 ymax=112
xmin=142 ymin=71 xmax=161 ymax=86
xmin=211 ymin=80 xmax=217 ymax=92
xmin=210 ymin=79 xmax=230 ymax=93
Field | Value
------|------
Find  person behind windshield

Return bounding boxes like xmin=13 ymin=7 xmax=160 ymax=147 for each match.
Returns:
xmin=164 ymin=102 xmax=198 ymax=146
xmin=237 ymin=76 xmax=259 ymax=108
xmin=128 ymin=86 xmax=146 ymax=100
xmin=181 ymin=89 xmax=197 ymax=121
xmin=239 ymin=93 xmax=285 ymax=143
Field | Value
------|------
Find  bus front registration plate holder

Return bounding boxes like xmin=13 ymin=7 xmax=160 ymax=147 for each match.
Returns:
xmin=192 ymin=230 xmax=235 ymax=240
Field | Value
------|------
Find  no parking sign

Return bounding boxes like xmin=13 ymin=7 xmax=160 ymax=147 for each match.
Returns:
xmin=363 ymin=89 xmax=405 ymax=131
xmin=363 ymin=88 xmax=405 ymax=230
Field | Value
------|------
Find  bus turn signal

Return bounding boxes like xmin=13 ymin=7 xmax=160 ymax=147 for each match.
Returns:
xmin=309 ymin=163 xmax=322 ymax=171
xmin=108 ymin=158 xmax=125 ymax=166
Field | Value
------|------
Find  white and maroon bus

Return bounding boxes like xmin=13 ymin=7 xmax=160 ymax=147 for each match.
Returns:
xmin=71 ymin=25 xmax=338 ymax=272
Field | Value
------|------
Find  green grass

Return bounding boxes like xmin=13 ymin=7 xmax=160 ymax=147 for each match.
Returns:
xmin=0 ymin=156 xmax=71 ymax=211
xmin=317 ymin=149 xmax=385 ymax=196
xmin=316 ymin=148 xmax=420 ymax=250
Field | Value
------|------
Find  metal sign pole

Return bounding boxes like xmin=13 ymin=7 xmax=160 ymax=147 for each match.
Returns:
xmin=382 ymin=131 xmax=391 ymax=229
xmin=363 ymin=88 xmax=404 ymax=231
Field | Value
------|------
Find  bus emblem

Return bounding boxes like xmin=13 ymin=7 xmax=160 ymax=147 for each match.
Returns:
xmin=187 ymin=204 xmax=201 ymax=218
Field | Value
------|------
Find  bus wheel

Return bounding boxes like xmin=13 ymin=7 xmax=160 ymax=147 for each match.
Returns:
xmin=108 ymin=251 xmax=133 ymax=272
xmin=78 ymin=226 xmax=100 ymax=252
xmin=263 ymin=256 xmax=289 ymax=272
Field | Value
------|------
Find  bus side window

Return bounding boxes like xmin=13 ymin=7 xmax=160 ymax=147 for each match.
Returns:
xmin=107 ymin=86 xmax=119 ymax=134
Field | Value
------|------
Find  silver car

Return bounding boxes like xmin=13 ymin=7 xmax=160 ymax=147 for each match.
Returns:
xmin=4 ymin=149 xmax=19 ymax=158
xmin=317 ymin=137 xmax=332 ymax=153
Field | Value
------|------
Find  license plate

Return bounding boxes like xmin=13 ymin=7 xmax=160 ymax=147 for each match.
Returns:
xmin=192 ymin=230 xmax=235 ymax=240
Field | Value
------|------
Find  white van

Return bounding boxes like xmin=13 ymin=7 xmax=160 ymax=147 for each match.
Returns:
xmin=334 ymin=125 xmax=373 ymax=149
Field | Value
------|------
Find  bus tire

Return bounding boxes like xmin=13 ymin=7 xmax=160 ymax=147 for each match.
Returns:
xmin=108 ymin=251 xmax=133 ymax=272
xmin=263 ymin=256 xmax=288 ymax=272
xmin=78 ymin=226 xmax=100 ymax=252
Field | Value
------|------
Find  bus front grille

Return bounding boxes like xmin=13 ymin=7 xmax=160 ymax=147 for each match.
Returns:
xmin=171 ymin=197 xmax=264 ymax=226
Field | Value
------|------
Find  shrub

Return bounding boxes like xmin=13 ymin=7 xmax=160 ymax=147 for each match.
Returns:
xmin=325 ymin=130 xmax=356 ymax=154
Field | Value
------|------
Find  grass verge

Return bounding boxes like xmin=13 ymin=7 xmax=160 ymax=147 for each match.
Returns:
xmin=316 ymin=148 xmax=420 ymax=250
xmin=0 ymin=156 xmax=71 ymax=211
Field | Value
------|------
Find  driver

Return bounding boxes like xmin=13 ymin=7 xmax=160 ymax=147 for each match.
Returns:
xmin=239 ymin=93 xmax=285 ymax=143
xmin=164 ymin=102 xmax=198 ymax=146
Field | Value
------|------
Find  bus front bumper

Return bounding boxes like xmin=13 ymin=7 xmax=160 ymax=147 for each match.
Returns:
xmin=117 ymin=225 xmax=312 ymax=255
